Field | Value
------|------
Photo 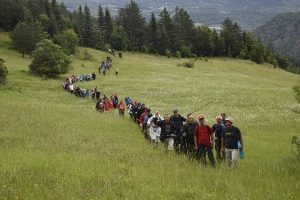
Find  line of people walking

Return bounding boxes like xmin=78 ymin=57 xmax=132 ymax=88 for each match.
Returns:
xmin=127 ymin=100 xmax=244 ymax=169
xmin=62 ymin=59 xmax=244 ymax=169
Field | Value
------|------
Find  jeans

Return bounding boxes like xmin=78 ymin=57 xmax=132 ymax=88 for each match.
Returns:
xmin=225 ymin=149 xmax=238 ymax=168
xmin=215 ymin=139 xmax=224 ymax=160
xmin=198 ymin=144 xmax=215 ymax=167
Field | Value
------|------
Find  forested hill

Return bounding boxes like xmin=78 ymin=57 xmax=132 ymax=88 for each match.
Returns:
xmin=254 ymin=12 xmax=300 ymax=59
xmin=59 ymin=0 xmax=300 ymax=29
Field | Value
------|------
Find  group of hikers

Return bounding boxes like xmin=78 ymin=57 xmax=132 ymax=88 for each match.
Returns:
xmin=99 ymin=56 xmax=118 ymax=76
xmin=62 ymin=55 xmax=244 ymax=169
xmin=125 ymin=100 xmax=244 ymax=168
xmin=62 ymin=73 xmax=98 ymax=98
xmin=95 ymin=93 xmax=126 ymax=115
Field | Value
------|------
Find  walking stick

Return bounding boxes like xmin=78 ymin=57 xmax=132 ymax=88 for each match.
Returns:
xmin=187 ymin=99 xmax=216 ymax=117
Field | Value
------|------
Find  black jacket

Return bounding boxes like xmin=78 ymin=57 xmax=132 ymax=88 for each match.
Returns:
xmin=170 ymin=114 xmax=186 ymax=135
xmin=183 ymin=122 xmax=198 ymax=139
xmin=154 ymin=118 xmax=176 ymax=139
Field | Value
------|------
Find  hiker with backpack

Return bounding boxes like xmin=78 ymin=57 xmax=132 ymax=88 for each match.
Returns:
xmin=221 ymin=117 xmax=244 ymax=169
xmin=136 ymin=103 xmax=146 ymax=124
xmin=212 ymin=116 xmax=226 ymax=161
xmin=194 ymin=115 xmax=215 ymax=167
xmin=154 ymin=114 xmax=176 ymax=152
xmin=182 ymin=116 xmax=198 ymax=155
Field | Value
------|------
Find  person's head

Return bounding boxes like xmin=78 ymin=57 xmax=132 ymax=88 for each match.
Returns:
xmin=216 ymin=116 xmax=222 ymax=124
xmin=155 ymin=111 xmax=160 ymax=118
xmin=198 ymin=115 xmax=205 ymax=125
xmin=164 ymin=114 xmax=170 ymax=123
xmin=187 ymin=116 xmax=194 ymax=123
xmin=141 ymin=104 xmax=145 ymax=109
xmin=225 ymin=117 xmax=233 ymax=129
xmin=221 ymin=113 xmax=226 ymax=120
xmin=173 ymin=109 xmax=179 ymax=117
xmin=146 ymin=108 xmax=151 ymax=114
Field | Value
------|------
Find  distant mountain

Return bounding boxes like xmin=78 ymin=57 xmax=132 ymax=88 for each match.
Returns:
xmin=254 ymin=12 xmax=300 ymax=58
xmin=59 ymin=0 xmax=300 ymax=30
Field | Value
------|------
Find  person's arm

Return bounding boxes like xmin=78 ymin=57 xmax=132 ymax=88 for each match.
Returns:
xmin=182 ymin=125 xmax=187 ymax=137
xmin=208 ymin=126 xmax=214 ymax=146
xmin=221 ymin=130 xmax=225 ymax=151
xmin=212 ymin=125 xmax=216 ymax=134
xmin=169 ymin=122 xmax=175 ymax=135
xmin=180 ymin=115 xmax=186 ymax=122
xmin=153 ymin=118 xmax=163 ymax=127
xmin=194 ymin=127 xmax=198 ymax=149
xmin=147 ymin=116 xmax=153 ymax=126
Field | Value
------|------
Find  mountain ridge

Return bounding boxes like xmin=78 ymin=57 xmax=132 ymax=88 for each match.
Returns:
xmin=59 ymin=0 xmax=300 ymax=29
xmin=254 ymin=12 xmax=300 ymax=59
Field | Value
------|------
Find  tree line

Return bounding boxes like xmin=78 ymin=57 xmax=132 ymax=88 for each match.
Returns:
xmin=0 ymin=0 xmax=298 ymax=74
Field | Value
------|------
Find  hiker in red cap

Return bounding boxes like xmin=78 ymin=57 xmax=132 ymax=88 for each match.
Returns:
xmin=194 ymin=115 xmax=215 ymax=167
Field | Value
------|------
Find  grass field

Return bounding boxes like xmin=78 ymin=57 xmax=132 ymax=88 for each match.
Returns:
xmin=0 ymin=33 xmax=300 ymax=199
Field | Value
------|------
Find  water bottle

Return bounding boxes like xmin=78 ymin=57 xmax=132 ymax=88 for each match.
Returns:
xmin=238 ymin=141 xmax=244 ymax=159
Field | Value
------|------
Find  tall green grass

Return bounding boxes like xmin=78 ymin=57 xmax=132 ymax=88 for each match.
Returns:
xmin=0 ymin=35 xmax=300 ymax=199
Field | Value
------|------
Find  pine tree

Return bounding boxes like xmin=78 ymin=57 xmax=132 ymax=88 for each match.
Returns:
xmin=147 ymin=12 xmax=158 ymax=53
xmin=158 ymin=8 xmax=174 ymax=52
xmin=0 ymin=0 xmax=25 ymax=30
xmin=104 ymin=8 xmax=113 ymax=43
xmin=82 ymin=4 xmax=96 ymax=47
xmin=221 ymin=18 xmax=243 ymax=57
xmin=97 ymin=4 xmax=105 ymax=30
xmin=117 ymin=0 xmax=145 ymax=50
xmin=192 ymin=26 xmax=214 ymax=57
xmin=172 ymin=7 xmax=194 ymax=49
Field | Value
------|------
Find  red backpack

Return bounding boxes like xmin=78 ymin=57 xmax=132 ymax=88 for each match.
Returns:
xmin=195 ymin=125 xmax=211 ymax=145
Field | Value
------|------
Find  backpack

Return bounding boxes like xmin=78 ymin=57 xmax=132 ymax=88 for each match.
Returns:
xmin=197 ymin=125 xmax=211 ymax=145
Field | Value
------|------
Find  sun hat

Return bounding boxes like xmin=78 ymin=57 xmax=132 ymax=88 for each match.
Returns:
xmin=225 ymin=117 xmax=233 ymax=123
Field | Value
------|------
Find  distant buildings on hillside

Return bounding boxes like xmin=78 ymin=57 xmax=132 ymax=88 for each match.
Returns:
xmin=194 ymin=23 xmax=223 ymax=34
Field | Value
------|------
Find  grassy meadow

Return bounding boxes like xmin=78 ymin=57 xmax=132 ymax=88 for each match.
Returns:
xmin=0 ymin=32 xmax=300 ymax=199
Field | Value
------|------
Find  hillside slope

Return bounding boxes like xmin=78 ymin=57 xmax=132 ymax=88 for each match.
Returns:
xmin=254 ymin=12 xmax=300 ymax=59
xmin=0 ymin=35 xmax=300 ymax=198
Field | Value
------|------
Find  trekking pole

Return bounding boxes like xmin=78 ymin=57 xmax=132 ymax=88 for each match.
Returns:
xmin=187 ymin=99 xmax=216 ymax=117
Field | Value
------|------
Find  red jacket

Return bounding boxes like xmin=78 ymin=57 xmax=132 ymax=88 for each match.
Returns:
xmin=194 ymin=124 xmax=212 ymax=145
xmin=139 ymin=112 xmax=147 ymax=125
xmin=118 ymin=102 xmax=125 ymax=110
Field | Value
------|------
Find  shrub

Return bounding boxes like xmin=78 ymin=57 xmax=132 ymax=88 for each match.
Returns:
xmin=293 ymin=85 xmax=300 ymax=103
xmin=53 ymin=29 xmax=79 ymax=55
xmin=104 ymin=43 xmax=111 ymax=52
xmin=165 ymin=49 xmax=171 ymax=59
xmin=11 ymin=21 xmax=45 ymax=57
xmin=175 ymin=51 xmax=181 ymax=58
xmin=179 ymin=59 xmax=196 ymax=68
xmin=0 ymin=58 xmax=8 ymax=85
xmin=81 ymin=49 xmax=94 ymax=61
xmin=291 ymin=136 xmax=300 ymax=159
xmin=29 ymin=39 xmax=71 ymax=78
xmin=180 ymin=46 xmax=192 ymax=58
xmin=141 ymin=45 xmax=149 ymax=54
